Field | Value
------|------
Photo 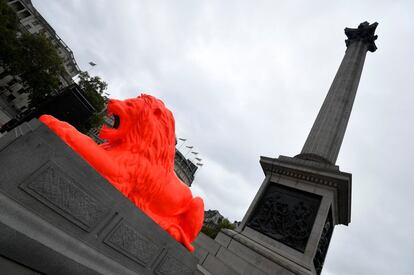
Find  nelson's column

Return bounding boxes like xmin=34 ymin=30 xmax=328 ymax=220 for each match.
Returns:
xmin=194 ymin=22 xmax=378 ymax=275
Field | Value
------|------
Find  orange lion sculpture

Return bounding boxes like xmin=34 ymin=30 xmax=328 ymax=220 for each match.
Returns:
xmin=39 ymin=94 xmax=204 ymax=251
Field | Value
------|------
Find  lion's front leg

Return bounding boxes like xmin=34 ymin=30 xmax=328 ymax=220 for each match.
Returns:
xmin=39 ymin=115 xmax=81 ymax=147
xmin=39 ymin=115 xmax=117 ymax=180
xmin=40 ymin=114 xmax=99 ymax=155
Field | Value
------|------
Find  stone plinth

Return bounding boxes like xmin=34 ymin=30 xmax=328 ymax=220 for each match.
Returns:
xmin=236 ymin=156 xmax=351 ymax=274
xmin=194 ymin=155 xmax=351 ymax=275
xmin=0 ymin=119 xmax=197 ymax=275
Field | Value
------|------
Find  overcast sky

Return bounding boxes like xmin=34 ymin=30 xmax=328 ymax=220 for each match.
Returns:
xmin=32 ymin=0 xmax=414 ymax=274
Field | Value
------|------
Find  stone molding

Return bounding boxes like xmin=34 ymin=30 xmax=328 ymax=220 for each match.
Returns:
xmin=260 ymin=156 xmax=351 ymax=226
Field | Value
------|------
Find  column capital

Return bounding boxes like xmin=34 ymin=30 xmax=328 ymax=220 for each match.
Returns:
xmin=345 ymin=21 xmax=378 ymax=52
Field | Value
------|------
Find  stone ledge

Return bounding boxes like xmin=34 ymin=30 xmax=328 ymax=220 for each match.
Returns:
xmin=221 ymin=229 xmax=312 ymax=275
xmin=0 ymin=120 xmax=197 ymax=275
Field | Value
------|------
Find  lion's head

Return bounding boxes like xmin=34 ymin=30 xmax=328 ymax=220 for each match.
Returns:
xmin=99 ymin=94 xmax=176 ymax=172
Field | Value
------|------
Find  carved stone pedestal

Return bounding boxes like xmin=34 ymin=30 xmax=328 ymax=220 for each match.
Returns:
xmin=194 ymin=155 xmax=350 ymax=275
xmin=235 ymin=156 xmax=350 ymax=274
xmin=0 ymin=120 xmax=197 ymax=275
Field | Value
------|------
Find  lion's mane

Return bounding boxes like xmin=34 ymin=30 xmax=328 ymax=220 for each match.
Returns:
xmin=99 ymin=96 xmax=175 ymax=200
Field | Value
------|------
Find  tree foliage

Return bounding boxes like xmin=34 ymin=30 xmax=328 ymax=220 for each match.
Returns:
xmin=76 ymin=71 xmax=108 ymax=133
xmin=14 ymin=33 xmax=64 ymax=106
xmin=0 ymin=0 xmax=64 ymax=106
xmin=0 ymin=0 xmax=18 ymax=62
xmin=201 ymin=218 xmax=236 ymax=239
xmin=77 ymin=71 xmax=107 ymax=109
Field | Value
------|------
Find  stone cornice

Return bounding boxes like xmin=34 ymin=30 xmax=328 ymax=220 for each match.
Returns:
xmin=260 ymin=156 xmax=351 ymax=225
xmin=345 ymin=21 xmax=378 ymax=52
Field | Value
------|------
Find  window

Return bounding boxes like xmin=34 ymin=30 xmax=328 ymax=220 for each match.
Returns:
xmin=8 ymin=78 xmax=18 ymax=86
xmin=0 ymin=70 xmax=9 ymax=80
xmin=7 ymin=94 xmax=16 ymax=102
xmin=17 ymin=10 xmax=31 ymax=19
xmin=10 ymin=1 xmax=25 ymax=11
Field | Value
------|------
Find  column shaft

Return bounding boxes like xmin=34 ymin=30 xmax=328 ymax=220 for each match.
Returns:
xmin=299 ymin=41 xmax=368 ymax=164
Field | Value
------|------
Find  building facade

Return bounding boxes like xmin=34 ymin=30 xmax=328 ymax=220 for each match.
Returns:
xmin=174 ymin=149 xmax=198 ymax=186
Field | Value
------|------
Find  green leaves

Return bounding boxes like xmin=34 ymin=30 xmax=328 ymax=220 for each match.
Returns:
xmin=0 ymin=0 xmax=64 ymax=107
xmin=0 ymin=0 xmax=19 ymax=66
xmin=77 ymin=71 xmax=107 ymax=110
xmin=76 ymin=71 xmax=108 ymax=133
xmin=15 ymin=33 xmax=64 ymax=106
xmin=201 ymin=218 xmax=236 ymax=239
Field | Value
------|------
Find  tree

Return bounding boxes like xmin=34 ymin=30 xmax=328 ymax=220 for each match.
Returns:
xmin=76 ymin=71 xmax=108 ymax=133
xmin=12 ymin=33 xmax=64 ymax=106
xmin=201 ymin=218 xmax=236 ymax=239
xmin=0 ymin=0 xmax=64 ymax=107
xmin=0 ymin=0 xmax=18 ymax=65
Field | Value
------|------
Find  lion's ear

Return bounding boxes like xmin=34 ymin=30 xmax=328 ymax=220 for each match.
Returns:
xmin=154 ymin=108 xmax=162 ymax=117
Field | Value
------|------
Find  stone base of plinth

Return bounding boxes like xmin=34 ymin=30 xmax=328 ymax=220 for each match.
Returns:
xmin=194 ymin=153 xmax=352 ymax=275
xmin=0 ymin=119 xmax=197 ymax=275
xmin=194 ymin=230 xmax=303 ymax=275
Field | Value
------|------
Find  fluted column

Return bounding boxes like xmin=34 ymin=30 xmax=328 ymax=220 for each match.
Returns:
xmin=297 ymin=22 xmax=378 ymax=165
